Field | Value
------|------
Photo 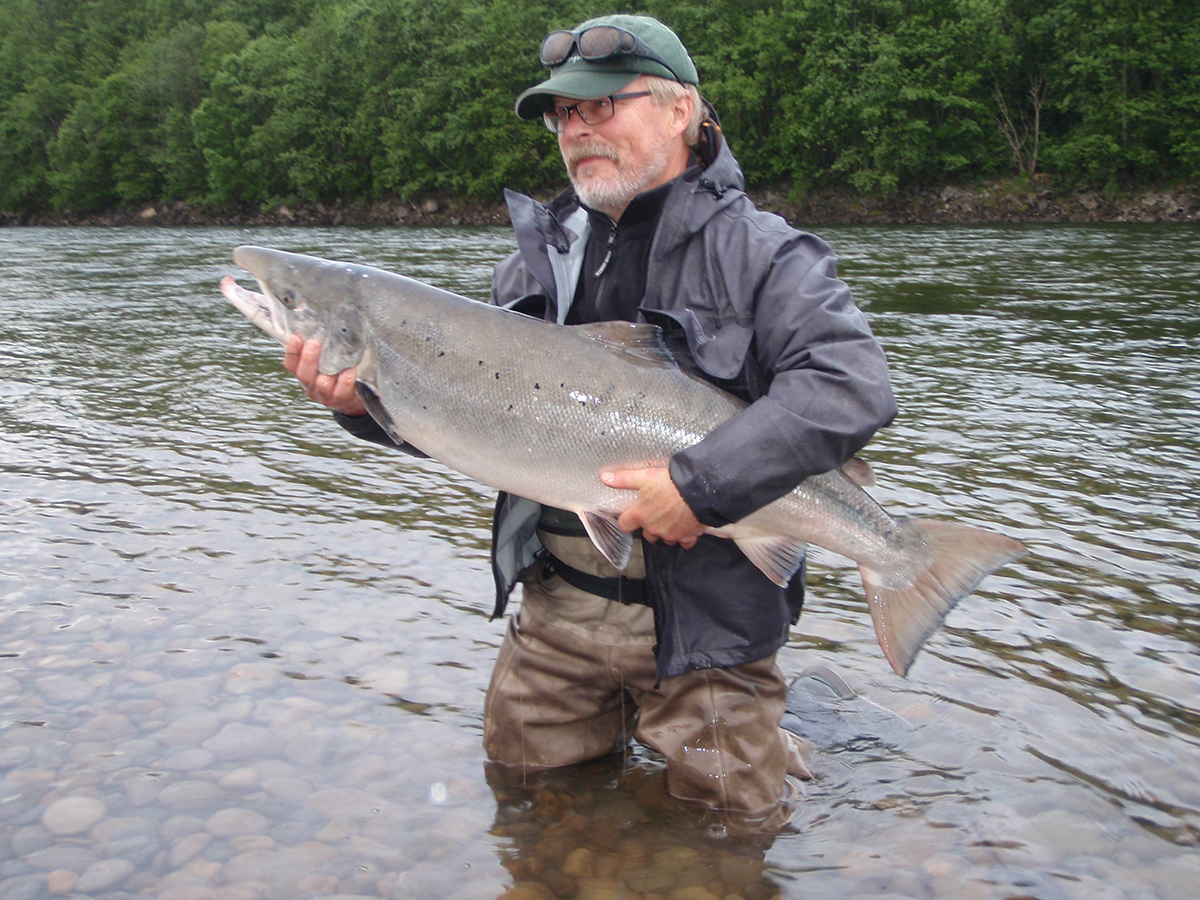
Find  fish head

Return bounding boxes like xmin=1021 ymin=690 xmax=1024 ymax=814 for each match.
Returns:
xmin=222 ymin=245 xmax=367 ymax=375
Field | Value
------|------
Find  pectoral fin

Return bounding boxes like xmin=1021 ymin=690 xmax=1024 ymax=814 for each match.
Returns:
xmin=356 ymin=383 xmax=407 ymax=445
xmin=580 ymin=511 xmax=634 ymax=571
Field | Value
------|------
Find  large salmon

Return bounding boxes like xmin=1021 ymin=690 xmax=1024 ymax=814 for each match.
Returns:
xmin=221 ymin=245 xmax=1025 ymax=675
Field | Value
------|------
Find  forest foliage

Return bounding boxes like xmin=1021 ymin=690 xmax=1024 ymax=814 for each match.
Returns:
xmin=1 ymin=0 xmax=1197 ymax=216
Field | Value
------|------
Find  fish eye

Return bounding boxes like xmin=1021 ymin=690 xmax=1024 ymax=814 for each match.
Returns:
xmin=279 ymin=289 xmax=297 ymax=308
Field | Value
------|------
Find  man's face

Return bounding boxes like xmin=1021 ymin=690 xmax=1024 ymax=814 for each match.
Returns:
xmin=555 ymin=77 xmax=689 ymax=219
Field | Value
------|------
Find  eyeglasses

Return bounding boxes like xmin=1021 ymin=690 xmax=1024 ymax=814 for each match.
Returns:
xmin=540 ymin=25 xmax=682 ymax=83
xmin=542 ymin=91 xmax=651 ymax=134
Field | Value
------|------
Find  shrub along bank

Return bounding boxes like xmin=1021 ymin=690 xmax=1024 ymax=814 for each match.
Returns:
xmin=2 ymin=0 xmax=1197 ymax=223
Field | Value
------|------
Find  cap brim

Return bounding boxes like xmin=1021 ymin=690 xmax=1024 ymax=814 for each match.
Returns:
xmin=514 ymin=63 xmax=641 ymax=120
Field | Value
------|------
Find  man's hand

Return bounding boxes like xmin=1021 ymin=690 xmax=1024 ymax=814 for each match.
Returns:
xmin=602 ymin=466 xmax=706 ymax=548
xmin=282 ymin=335 xmax=367 ymax=417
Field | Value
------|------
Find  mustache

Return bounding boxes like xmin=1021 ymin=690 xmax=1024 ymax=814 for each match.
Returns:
xmin=564 ymin=142 xmax=618 ymax=169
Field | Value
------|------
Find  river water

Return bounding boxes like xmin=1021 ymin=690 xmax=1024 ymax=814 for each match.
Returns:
xmin=1 ymin=224 xmax=1197 ymax=899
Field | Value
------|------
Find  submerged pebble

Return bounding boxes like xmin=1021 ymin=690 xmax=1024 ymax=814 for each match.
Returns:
xmin=41 ymin=797 xmax=106 ymax=836
xmin=74 ymin=857 xmax=136 ymax=893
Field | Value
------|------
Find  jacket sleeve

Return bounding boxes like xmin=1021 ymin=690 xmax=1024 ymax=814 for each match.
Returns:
xmin=669 ymin=233 xmax=896 ymax=527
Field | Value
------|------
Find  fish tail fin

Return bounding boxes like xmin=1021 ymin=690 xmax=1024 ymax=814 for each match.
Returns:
xmin=860 ymin=520 xmax=1026 ymax=676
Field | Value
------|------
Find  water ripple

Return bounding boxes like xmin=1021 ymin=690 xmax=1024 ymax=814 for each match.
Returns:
xmin=2 ymin=224 xmax=1199 ymax=897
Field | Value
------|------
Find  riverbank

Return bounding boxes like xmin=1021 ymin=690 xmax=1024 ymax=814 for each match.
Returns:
xmin=4 ymin=179 xmax=1197 ymax=228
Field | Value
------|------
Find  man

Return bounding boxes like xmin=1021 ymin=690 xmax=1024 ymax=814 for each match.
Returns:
xmin=286 ymin=15 xmax=895 ymax=830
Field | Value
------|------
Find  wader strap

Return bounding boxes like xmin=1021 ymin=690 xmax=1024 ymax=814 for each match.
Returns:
xmin=539 ymin=550 xmax=650 ymax=607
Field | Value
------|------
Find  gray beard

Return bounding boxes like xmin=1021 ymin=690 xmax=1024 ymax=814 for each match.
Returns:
xmin=565 ymin=137 xmax=673 ymax=217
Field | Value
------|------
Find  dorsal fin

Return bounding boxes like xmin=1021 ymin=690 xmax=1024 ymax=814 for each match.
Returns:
xmin=569 ymin=321 xmax=679 ymax=370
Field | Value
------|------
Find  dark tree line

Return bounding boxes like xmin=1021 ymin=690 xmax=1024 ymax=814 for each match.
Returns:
xmin=1 ymin=0 xmax=1196 ymax=216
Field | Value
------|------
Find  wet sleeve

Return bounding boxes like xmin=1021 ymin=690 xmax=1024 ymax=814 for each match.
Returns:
xmin=490 ymin=248 xmax=548 ymax=308
xmin=331 ymin=411 xmax=429 ymax=458
xmin=670 ymin=235 xmax=896 ymax=527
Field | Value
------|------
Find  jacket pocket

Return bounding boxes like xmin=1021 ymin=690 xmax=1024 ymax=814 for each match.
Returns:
xmin=640 ymin=307 xmax=763 ymax=400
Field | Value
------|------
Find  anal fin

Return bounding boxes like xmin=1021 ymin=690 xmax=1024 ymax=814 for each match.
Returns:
xmin=732 ymin=535 xmax=808 ymax=587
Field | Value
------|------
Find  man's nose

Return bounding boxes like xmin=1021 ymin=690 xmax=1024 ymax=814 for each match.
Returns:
xmin=560 ymin=109 xmax=593 ymax=139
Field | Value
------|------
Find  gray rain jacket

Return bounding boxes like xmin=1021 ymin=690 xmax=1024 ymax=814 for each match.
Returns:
xmin=484 ymin=133 xmax=896 ymax=679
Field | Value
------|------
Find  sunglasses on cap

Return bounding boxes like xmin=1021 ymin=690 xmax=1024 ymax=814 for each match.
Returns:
xmin=540 ymin=25 xmax=683 ymax=83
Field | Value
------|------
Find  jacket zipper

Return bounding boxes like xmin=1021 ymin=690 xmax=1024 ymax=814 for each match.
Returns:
xmin=591 ymin=217 xmax=619 ymax=320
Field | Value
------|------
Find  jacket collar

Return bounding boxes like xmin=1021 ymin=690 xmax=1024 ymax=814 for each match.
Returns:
xmin=651 ymin=131 xmax=745 ymax=257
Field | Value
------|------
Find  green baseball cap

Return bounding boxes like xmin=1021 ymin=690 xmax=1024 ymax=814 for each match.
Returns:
xmin=515 ymin=15 xmax=699 ymax=120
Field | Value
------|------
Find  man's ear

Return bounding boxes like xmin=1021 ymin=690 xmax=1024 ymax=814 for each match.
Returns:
xmin=670 ymin=91 xmax=693 ymax=138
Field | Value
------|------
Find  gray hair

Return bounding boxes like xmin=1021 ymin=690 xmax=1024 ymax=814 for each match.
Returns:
xmin=643 ymin=76 xmax=703 ymax=147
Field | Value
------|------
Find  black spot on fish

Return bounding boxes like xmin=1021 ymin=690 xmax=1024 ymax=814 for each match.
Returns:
xmin=507 ymin=404 xmax=513 ymax=411
xmin=438 ymin=351 xmax=445 ymax=357
xmin=494 ymin=372 xmax=500 ymax=379
xmin=534 ymin=383 xmax=540 ymax=389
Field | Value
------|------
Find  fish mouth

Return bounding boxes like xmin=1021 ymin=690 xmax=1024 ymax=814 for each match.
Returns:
xmin=220 ymin=275 xmax=288 ymax=344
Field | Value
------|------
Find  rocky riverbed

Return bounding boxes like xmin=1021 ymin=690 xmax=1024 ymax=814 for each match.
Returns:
xmin=5 ymin=180 xmax=1196 ymax=229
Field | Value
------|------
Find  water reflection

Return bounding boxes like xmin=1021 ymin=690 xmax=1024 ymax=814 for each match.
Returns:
xmin=1 ymin=224 xmax=1199 ymax=898
xmin=487 ymin=756 xmax=783 ymax=900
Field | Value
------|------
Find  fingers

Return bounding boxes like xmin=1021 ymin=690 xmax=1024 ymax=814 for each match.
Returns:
xmin=284 ymin=337 xmax=323 ymax=388
xmin=282 ymin=334 xmax=304 ymax=375
xmin=617 ymin=508 xmax=644 ymax=535
xmin=601 ymin=469 xmax=644 ymax=491
xmin=281 ymin=337 xmax=366 ymax=416
xmin=604 ymin=468 xmax=650 ymax=533
xmin=325 ymin=368 xmax=366 ymax=416
xmin=602 ymin=467 xmax=705 ymax=547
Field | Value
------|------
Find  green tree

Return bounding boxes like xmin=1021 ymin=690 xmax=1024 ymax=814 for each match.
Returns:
xmin=2 ymin=0 xmax=1199 ymax=217
xmin=0 ymin=0 xmax=85 ymax=211
xmin=1045 ymin=0 xmax=1193 ymax=185
xmin=49 ymin=22 xmax=212 ymax=211
xmin=192 ymin=33 xmax=293 ymax=206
